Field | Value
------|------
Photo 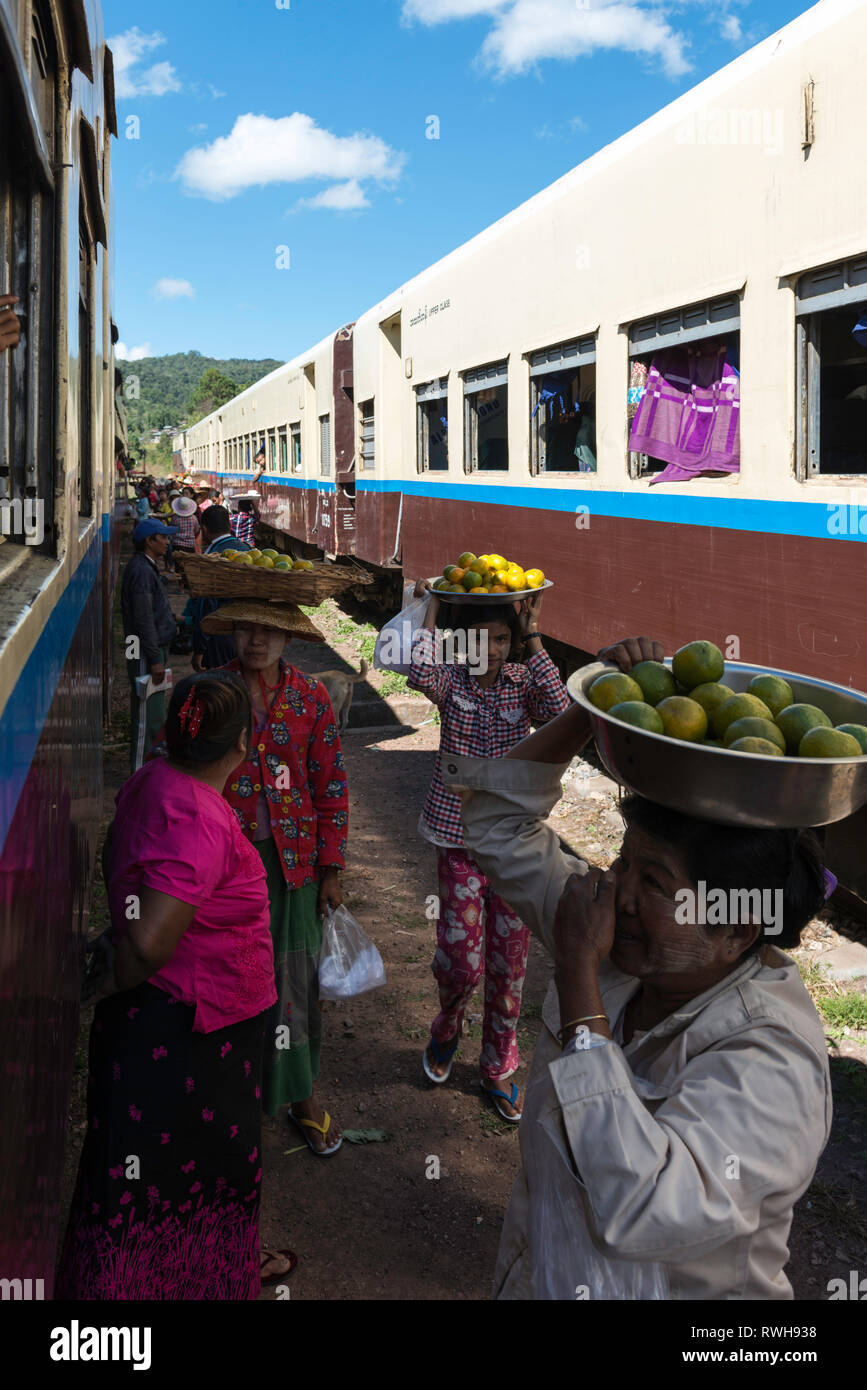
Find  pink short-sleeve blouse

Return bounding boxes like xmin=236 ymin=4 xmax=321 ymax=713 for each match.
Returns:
xmin=108 ymin=759 xmax=276 ymax=1033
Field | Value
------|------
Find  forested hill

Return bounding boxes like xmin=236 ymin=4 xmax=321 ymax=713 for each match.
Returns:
xmin=118 ymin=350 xmax=283 ymax=442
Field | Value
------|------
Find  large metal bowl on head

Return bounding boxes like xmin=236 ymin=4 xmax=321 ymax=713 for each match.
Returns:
xmin=427 ymin=577 xmax=553 ymax=605
xmin=567 ymin=660 xmax=867 ymax=828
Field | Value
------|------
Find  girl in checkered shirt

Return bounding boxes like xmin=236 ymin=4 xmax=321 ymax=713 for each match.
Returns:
xmin=407 ymin=580 xmax=569 ymax=1121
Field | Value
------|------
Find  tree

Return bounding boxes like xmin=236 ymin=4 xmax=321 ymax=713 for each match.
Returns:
xmin=187 ymin=368 xmax=244 ymax=422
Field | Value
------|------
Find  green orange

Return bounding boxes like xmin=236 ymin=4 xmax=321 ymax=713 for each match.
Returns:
xmin=588 ymin=672 xmax=644 ymax=712
xmin=722 ymin=717 xmax=786 ymax=753
xmin=608 ymin=701 xmax=664 ymax=734
xmin=798 ymin=727 xmax=863 ymax=758
xmin=728 ymin=737 xmax=784 ymax=757
xmin=671 ymin=641 xmax=725 ymax=690
xmin=713 ymin=693 xmax=773 ymax=739
xmin=656 ymin=696 xmax=708 ymax=743
xmin=836 ymin=723 xmax=867 ymax=753
xmin=775 ymin=703 xmax=832 ymax=753
xmin=629 ymin=661 xmax=676 ymax=707
xmin=747 ymin=674 xmax=794 ymax=718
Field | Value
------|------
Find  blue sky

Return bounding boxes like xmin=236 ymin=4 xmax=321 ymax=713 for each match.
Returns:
xmin=106 ymin=0 xmax=812 ymax=363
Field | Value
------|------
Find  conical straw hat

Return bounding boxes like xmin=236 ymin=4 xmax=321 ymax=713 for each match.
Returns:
xmin=200 ymin=599 xmax=326 ymax=643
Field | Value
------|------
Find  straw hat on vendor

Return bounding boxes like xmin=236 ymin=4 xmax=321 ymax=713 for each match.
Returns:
xmin=200 ymin=596 xmax=347 ymax=1160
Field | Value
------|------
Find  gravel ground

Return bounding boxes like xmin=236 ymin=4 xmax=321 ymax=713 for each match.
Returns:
xmin=61 ymin=582 xmax=867 ymax=1301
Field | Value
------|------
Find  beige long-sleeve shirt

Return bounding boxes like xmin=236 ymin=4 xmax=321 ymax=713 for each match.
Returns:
xmin=440 ymin=752 xmax=832 ymax=1301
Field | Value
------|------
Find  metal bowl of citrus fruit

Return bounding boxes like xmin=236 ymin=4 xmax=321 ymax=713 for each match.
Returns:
xmin=566 ymin=640 xmax=867 ymax=827
xmin=428 ymin=552 xmax=552 ymax=604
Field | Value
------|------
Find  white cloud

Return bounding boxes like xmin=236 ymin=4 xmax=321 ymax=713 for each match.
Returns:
xmin=153 ymin=279 xmax=195 ymax=300
xmin=208 ymin=84 xmax=227 ymax=99
xmin=176 ymin=112 xmax=406 ymax=202
xmin=108 ymin=28 xmax=182 ymax=99
xmin=402 ymin=0 xmax=691 ymax=79
xmin=720 ymin=13 xmax=742 ymax=42
xmin=116 ymin=342 xmax=152 ymax=361
xmin=297 ymin=180 xmax=370 ymax=211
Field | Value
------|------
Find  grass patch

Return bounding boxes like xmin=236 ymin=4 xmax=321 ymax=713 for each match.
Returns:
xmin=804 ymin=1178 xmax=867 ymax=1243
xmin=479 ymin=1109 xmax=517 ymax=1137
xmin=799 ymin=962 xmax=867 ymax=1036
xmin=359 ymin=631 xmax=377 ymax=663
xmin=398 ymin=1025 xmax=424 ymax=1042
xmin=402 ymin=952 xmax=426 ymax=964
xmin=379 ymin=670 xmax=408 ymax=698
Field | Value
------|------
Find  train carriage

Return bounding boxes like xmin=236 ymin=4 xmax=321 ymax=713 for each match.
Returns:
xmin=178 ymin=0 xmax=867 ymax=906
xmin=0 ymin=0 xmax=121 ymax=1289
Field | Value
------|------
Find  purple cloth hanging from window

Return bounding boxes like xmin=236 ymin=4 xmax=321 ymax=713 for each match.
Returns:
xmin=628 ymin=340 xmax=740 ymax=485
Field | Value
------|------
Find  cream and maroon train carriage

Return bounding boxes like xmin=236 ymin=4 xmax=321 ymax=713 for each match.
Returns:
xmin=0 ymin=0 xmax=122 ymax=1289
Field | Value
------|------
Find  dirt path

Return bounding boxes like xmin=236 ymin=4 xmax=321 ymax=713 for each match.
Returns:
xmin=62 ymin=574 xmax=867 ymax=1302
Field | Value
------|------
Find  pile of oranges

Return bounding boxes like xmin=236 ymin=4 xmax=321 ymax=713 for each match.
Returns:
xmin=432 ymin=552 xmax=545 ymax=595
xmin=219 ymin=548 xmax=313 ymax=572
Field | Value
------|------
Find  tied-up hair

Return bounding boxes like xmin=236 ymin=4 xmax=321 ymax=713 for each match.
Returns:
xmin=166 ymin=671 xmax=251 ymax=766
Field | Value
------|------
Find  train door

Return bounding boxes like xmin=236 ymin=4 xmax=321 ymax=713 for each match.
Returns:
xmin=332 ymin=324 xmax=356 ymax=554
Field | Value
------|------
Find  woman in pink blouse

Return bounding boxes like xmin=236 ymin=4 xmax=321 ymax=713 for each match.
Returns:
xmin=56 ymin=672 xmax=292 ymax=1299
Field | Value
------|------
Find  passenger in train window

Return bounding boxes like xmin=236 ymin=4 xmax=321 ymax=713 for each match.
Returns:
xmin=0 ymin=294 xmax=21 ymax=353
xmin=409 ymin=582 xmax=569 ymax=1121
xmin=440 ymin=638 xmax=832 ymax=1300
xmin=57 ymin=671 xmax=295 ymax=1298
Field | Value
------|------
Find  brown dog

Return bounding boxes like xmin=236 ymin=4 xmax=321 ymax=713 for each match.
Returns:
xmin=314 ymin=660 xmax=369 ymax=730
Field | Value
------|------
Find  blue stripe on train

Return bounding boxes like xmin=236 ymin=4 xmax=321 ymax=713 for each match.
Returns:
xmin=352 ymin=478 xmax=867 ymax=543
xmin=0 ymin=534 xmax=103 ymax=853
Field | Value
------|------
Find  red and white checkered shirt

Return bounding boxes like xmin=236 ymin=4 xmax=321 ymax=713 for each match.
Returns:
xmin=173 ymin=513 xmax=200 ymax=549
xmin=407 ymin=626 xmax=569 ymax=846
xmin=230 ymin=512 xmax=256 ymax=547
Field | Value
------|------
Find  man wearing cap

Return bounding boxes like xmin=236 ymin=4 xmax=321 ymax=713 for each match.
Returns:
xmin=121 ymin=518 xmax=178 ymax=771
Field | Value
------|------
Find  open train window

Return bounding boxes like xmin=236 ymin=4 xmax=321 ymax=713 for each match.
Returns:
xmin=278 ymin=427 xmax=288 ymax=474
xmin=796 ymin=256 xmax=867 ymax=477
xmin=359 ymin=399 xmax=375 ymax=470
xmin=416 ymin=378 xmax=447 ymax=472
xmin=268 ymin=430 xmax=277 ymax=472
xmin=626 ymin=294 xmax=740 ymax=480
xmin=291 ymin=424 xmax=302 ymax=473
xmin=528 ymin=337 xmax=596 ymax=474
xmin=0 ymin=7 xmax=57 ymax=558
xmin=463 ymin=362 xmax=507 ymax=473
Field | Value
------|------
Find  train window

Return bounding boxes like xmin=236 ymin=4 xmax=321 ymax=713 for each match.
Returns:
xmin=319 ymin=414 xmax=331 ymax=476
xmin=360 ymin=400 xmax=375 ymax=470
xmin=528 ymin=338 xmax=596 ymax=475
xmin=0 ymin=10 xmax=57 ymax=557
xmin=416 ymin=379 xmax=448 ymax=472
xmin=463 ymin=362 xmax=508 ymax=472
xmin=795 ymin=256 xmax=867 ymax=477
xmin=291 ymin=424 xmax=302 ymax=473
xmin=268 ymin=431 xmax=277 ymax=472
xmin=278 ymin=428 xmax=288 ymax=473
xmin=627 ymin=294 xmax=741 ymax=480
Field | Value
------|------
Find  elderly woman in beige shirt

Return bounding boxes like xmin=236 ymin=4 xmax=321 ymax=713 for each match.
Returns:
xmin=441 ymin=637 xmax=832 ymax=1301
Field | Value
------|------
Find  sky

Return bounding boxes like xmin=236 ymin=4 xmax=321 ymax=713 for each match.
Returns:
xmin=106 ymin=0 xmax=815 ymax=363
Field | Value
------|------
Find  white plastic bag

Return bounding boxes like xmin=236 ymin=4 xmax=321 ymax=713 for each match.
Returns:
xmin=318 ymin=905 xmax=386 ymax=1000
xmin=373 ymin=582 xmax=428 ymax=675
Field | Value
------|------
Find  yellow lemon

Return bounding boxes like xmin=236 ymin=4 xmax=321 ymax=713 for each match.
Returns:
xmin=504 ymin=567 xmax=527 ymax=592
xmin=488 ymin=554 xmax=507 ymax=570
xmin=523 ymin=568 xmax=545 ymax=588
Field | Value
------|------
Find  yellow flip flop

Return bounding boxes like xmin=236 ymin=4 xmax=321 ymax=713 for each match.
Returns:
xmin=288 ymin=1109 xmax=343 ymax=1156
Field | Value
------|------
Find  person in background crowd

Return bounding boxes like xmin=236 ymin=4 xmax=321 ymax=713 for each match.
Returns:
xmin=57 ymin=672 xmax=295 ymax=1298
xmin=408 ymin=582 xmax=569 ymax=1121
xmin=148 ymin=482 xmax=159 ymax=509
xmin=441 ymin=637 xmax=833 ymax=1300
xmin=196 ymin=489 xmax=213 ymax=517
xmin=190 ymin=506 xmax=251 ymax=671
xmin=230 ymin=499 xmax=257 ymax=549
xmin=121 ymin=518 xmax=178 ymax=772
xmin=157 ymin=489 xmax=173 ymax=521
xmin=172 ymin=495 xmax=201 ymax=558
xmin=196 ymin=600 xmax=348 ymax=1155
xmin=0 ymin=294 xmax=20 ymax=353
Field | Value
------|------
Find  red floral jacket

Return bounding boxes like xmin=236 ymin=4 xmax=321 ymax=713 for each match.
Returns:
xmin=150 ymin=659 xmax=348 ymax=889
xmin=222 ymin=659 xmax=348 ymax=888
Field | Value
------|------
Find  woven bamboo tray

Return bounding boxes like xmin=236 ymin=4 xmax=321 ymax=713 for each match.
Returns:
xmin=176 ymin=551 xmax=372 ymax=604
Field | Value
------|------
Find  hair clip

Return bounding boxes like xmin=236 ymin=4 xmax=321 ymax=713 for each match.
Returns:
xmin=822 ymin=868 xmax=837 ymax=902
xmin=178 ymin=687 xmax=204 ymax=739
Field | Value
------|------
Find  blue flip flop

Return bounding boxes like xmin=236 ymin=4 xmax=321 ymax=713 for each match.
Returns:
xmin=422 ymin=1033 xmax=459 ymax=1084
xmin=482 ymin=1081 xmax=522 ymax=1123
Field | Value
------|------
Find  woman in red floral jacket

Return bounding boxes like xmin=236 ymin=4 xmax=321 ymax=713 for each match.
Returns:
xmin=199 ymin=599 xmax=349 ymax=1155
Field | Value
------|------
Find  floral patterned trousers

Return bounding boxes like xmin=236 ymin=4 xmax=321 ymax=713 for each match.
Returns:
xmin=430 ymin=847 xmax=531 ymax=1083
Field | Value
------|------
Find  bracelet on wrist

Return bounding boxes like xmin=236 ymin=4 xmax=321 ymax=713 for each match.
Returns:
xmin=557 ymin=1013 xmax=608 ymax=1041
